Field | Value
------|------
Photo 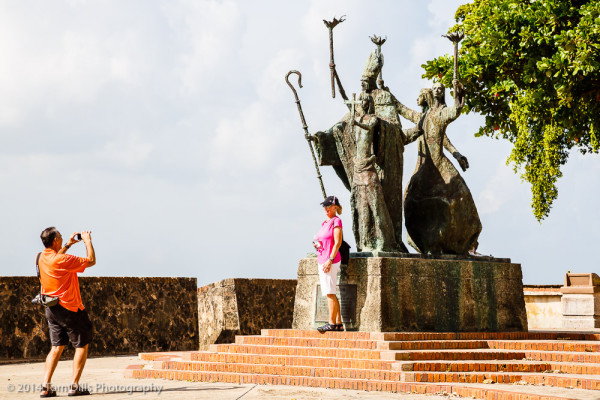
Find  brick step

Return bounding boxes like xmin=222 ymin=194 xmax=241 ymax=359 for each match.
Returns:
xmin=261 ymin=329 xmax=600 ymax=341
xmin=138 ymin=351 xmax=192 ymax=362
xmin=159 ymin=356 xmax=600 ymax=377
xmin=127 ymin=369 xmax=577 ymax=400
xmin=381 ymin=349 xmax=526 ymax=361
xmin=381 ymin=348 xmax=600 ymax=363
xmin=126 ymin=366 xmax=592 ymax=400
xmin=378 ymin=340 xmax=489 ymax=350
xmin=524 ymin=351 xmax=600 ymax=363
xmin=235 ymin=335 xmax=380 ymax=349
xmin=408 ymin=371 xmax=600 ymax=388
xmin=408 ymin=360 xmax=600 ymax=374
xmin=376 ymin=331 xmax=600 ymax=341
xmin=190 ymin=351 xmax=396 ymax=370
xmin=261 ymin=329 xmax=376 ymax=340
xmin=488 ymin=340 xmax=600 ymax=353
xmin=239 ymin=335 xmax=498 ymax=351
xmin=235 ymin=335 xmax=600 ymax=353
xmin=153 ymin=360 xmax=406 ymax=380
xmin=208 ymin=343 xmax=381 ymax=359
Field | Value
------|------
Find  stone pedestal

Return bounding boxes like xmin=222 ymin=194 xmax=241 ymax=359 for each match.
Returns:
xmin=292 ymin=253 xmax=528 ymax=332
xmin=561 ymin=273 xmax=600 ymax=330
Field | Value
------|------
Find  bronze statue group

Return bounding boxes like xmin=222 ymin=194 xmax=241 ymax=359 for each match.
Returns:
xmin=289 ymin=18 xmax=481 ymax=257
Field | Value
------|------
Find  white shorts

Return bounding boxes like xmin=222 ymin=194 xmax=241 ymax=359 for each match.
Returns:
xmin=318 ymin=261 xmax=341 ymax=296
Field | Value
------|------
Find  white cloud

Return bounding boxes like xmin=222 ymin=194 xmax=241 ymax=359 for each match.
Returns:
xmin=477 ymin=159 xmax=520 ymax=215
xmin=100 ymin=133 xmax=155 ymax=168
xmin=209 ymin=102 xmax=276 ymax=173
xmin=0 ymin=3 xmax=154 ymax=128
xmin=161 ymin=0 xmax=243 ymax=95
xmin=257 ymin=48 xmax=305 ymax=102
xmin=427 ymin=0 xmax=460 ymax=30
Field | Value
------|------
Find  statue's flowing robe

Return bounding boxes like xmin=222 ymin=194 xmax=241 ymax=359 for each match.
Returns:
xmin=351 ymin=152 xmax=399 ymax=252
xmin=403 ymin=102 xmax=482 ymax=254
xmin=314 ymin=88 xmax=420 ymax=252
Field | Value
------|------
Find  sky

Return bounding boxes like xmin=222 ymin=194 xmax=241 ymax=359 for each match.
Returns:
xmin=1 ymin=0 xmax=598 ymax=286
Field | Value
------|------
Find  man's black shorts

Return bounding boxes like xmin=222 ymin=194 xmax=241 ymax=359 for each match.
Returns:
xmin=45 ymin=303 xmax=93 ymax=348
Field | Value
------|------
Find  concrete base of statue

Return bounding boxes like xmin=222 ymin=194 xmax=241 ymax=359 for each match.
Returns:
xmin=292 ymin=253 xmax=528 ymax=332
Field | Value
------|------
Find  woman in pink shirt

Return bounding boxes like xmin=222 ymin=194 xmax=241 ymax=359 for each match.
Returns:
xmin=313 ymin=196 xmax=343 ymax=332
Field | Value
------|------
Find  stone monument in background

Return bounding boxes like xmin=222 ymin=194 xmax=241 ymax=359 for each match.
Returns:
xmin=288 ymin=18 xmax=527 ymax=332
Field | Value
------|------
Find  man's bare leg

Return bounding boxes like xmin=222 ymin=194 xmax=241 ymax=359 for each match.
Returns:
xmin=42 ymin=345 xmax=64 ymax=395
xmin=72 ymin=344 xmax=88 ymax=385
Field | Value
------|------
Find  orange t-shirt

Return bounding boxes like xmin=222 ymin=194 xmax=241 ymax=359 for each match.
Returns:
xmin=38 ymin=248 xmax=89 ymax=312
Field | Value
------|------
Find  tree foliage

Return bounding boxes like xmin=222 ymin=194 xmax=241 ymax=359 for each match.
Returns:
xmin=422 ymin=0 xmax=600 ymax=221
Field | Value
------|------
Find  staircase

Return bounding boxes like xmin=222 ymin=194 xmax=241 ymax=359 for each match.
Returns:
xmin=126 ymin=330 xmax=600 ymax=399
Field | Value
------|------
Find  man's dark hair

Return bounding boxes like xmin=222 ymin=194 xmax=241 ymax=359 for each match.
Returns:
xmin=41 ymin=227 xmax=59 ymax=248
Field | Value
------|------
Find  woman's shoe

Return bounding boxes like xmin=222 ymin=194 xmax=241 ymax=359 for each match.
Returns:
xmin=317 ymin=323 xmax=337 ymax=333
xmin=40 ymin=385 xmax=57 ymax=398
xmin=68 ymin=384 xmax=90 ymax=397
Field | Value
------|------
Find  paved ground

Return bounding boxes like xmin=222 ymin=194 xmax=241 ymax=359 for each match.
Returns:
xmin=0 ymin=356 xmax=450 ymax=400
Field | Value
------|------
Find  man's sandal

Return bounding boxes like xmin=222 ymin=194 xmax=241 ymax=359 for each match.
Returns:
xmin=317 ymin=323 xmax=337 ymax=333
xmin=40 ymin=385 xmax=57 ymax=398
xmin=68 ymin=384 xmax=90 ymax=397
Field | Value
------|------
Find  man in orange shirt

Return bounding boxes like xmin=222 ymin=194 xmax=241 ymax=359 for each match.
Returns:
xmin=38 ymin=227 xmax=96 ymax=398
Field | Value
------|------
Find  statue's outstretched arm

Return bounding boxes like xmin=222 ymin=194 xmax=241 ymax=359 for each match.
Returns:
xmin=441 ymin=79 xmax=465 ymax=123
xmin=404 ymin=126 xmax=422 ymax=144
xmin=444 ymin=134 xmax=469 ymax=172
xmin=354 ymin=115 xmax=377 ymax=131
xmin=392 ymin=94 xmax=422 ymax=124
xmin=403 ymin=112 xmax=426 ymax=144
xmin=453 ymin=79 xmax=466 ymax=108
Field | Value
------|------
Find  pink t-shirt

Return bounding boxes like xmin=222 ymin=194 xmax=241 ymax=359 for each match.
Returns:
xmin=315 ymin=216 xmax=342 ymax=264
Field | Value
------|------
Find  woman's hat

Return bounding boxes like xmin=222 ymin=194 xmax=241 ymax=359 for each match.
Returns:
xmin=320 ymin=196 xmax=342 ymax=214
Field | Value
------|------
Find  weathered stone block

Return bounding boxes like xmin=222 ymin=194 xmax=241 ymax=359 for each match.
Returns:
xmin=560 ymin=273 xmax=600 ymax=329
xmin=561 ymin=294 xmax=600 ymax=316
xmin=293 ymin=255 xmax=527 ymax=332
xmin=562 ymin=316 xmax=600 ymax=329
xmin=197 ymin=279 xmax=296 ymax=349
xmin=523 ymin=286 xmax=563 ymax=330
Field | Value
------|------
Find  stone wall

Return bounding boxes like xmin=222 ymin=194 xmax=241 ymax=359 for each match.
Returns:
xmin=198 ymin=279 xmax=296 ymax=349
xmin=0 ymin=277 xmax=198 ymax=361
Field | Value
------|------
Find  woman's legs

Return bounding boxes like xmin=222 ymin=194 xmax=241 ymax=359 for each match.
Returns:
xmin=327 ymin=294 xmax=342 ymax=325
xmin=318 ymin=261 xmax=342 ymax=332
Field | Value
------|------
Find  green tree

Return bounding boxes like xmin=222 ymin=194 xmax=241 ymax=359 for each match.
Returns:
xmin=422 ymin=0 xmax=600 ymax=221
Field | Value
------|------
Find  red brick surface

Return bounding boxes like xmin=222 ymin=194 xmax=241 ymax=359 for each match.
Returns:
xmin=128 ymin=329 xmax=600 ymax=400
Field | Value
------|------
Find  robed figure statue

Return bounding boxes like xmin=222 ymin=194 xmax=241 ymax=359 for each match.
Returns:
xmin=309 ymin=51 xmax=421 ymax=252
xmin=403 ymin=81 xmax=482 ymax=254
